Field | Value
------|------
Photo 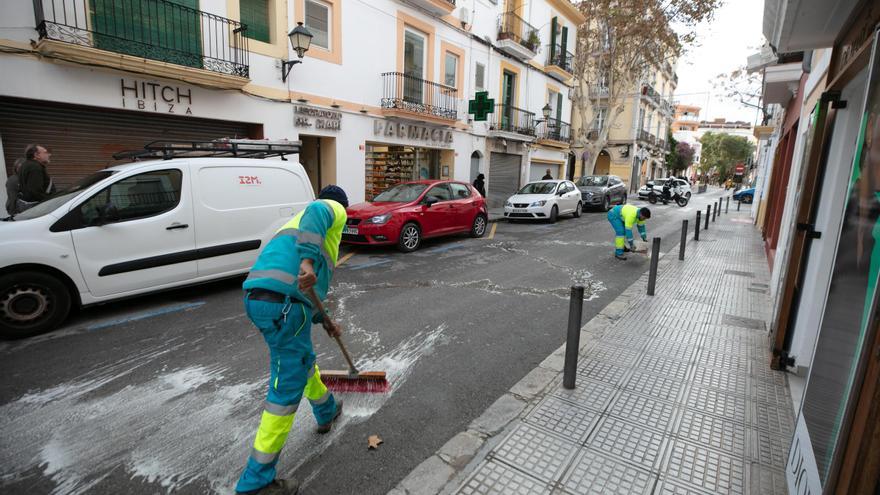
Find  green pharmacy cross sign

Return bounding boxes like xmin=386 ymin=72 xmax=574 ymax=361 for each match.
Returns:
xmin=468 ymin=91 xmax=495 ymax=121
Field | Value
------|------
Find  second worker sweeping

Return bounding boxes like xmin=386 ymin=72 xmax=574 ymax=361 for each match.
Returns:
xmin=607 ymin=204 xmax=651 ymax=261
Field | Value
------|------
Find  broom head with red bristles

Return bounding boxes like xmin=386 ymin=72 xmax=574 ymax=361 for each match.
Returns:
xmin=321 ymin=370 xmax=389 ymax=393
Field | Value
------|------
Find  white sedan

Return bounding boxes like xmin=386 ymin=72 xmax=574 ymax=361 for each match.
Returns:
xmin=504 ymin=180 xmax=583 ymax=223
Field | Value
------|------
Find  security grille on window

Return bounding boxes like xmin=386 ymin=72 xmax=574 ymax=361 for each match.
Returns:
xmin=240 ymin=0 xmax=270 ymax=43
xmin=305 ymin=0 xmax=330 ymax=49
xmin=475 ymin=62 xmax=486 ymax=92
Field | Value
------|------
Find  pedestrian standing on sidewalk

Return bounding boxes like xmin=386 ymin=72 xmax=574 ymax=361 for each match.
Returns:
xmin=235 ymin=185 xmax=350 ymax=495
xmin=607 ymin=204 xmax=650 ymax=260
xmin=473 ymin=173 xmax=486 ymax=197
xmin=5 ymin=158 xmax=24 ymax=216
xmin=542 ymin=169 xmax=553 ymax=180
xmin=19 ymin=144 xmax=55 ymax=203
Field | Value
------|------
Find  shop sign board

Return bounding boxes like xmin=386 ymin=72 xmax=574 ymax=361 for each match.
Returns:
xmin=373 ymin=120 xmax=454 ymax=146
xmin=294 ymin=105 xmax=341 ymax=131
xmin=787 ymin=413 xmax=822 ymax=495
xmin=120 ymin=78 xmax=193 ymax=115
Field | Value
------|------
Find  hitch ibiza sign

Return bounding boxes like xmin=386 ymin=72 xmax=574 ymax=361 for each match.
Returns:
xmin=120 ymin=78 xmax=194 ymax=115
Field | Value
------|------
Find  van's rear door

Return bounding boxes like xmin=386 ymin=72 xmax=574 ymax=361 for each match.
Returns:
xmin=191 ymin=159 xmax=314 ymax=277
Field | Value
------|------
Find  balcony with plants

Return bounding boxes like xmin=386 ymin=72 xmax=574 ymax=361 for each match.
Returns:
xmin=545 ymin=44 xmax=574 ymax=81
xmin=497 ymin=12 xmax=539 ymax=61
xmin=32 ymin=0 xmax=250 ymax=88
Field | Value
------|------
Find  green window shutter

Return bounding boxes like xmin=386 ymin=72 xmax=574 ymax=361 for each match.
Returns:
xmin=560 ymin=25 xmax=568 ymax=58
xmin=550 ymin=17 xmax=558 ymax=60
xmin=556 ymin=92 xmax=563 ymax=122
xmin=241 ymin=0 xmax=271 ymax=43
xmin=91 ymin=0 xmax=201 ymax=68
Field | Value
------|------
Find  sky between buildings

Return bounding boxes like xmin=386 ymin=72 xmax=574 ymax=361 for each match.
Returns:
xmin=674 ymin=0 xmax=766 ymax=124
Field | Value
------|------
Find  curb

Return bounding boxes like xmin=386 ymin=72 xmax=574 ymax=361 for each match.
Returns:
xmin=390 ymin=240 xmax=691 ymax=495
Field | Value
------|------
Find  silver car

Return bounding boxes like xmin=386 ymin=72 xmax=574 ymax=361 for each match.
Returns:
xmin=575 ymin=175 xmax=628 ymax=211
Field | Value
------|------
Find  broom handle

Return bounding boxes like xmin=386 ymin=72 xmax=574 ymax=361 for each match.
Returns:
xmin=306 ymin=287 xmax=359 ymax=375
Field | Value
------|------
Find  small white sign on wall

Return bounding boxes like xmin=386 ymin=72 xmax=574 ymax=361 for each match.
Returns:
xmin=787 ymin=413 xmax=822 ymax=495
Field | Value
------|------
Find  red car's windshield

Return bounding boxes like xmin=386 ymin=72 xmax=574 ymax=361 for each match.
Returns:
xmin=374 ymin=183 xmax=429 ymax=202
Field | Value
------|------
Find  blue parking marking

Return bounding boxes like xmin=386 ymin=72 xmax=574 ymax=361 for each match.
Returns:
xmin=426 ymin=243 xmax=465 ymax=254
xmin=87 ymin=301 xmax=206 ymax=331
xmin=348 ymin=258 xmax=393 ymax=271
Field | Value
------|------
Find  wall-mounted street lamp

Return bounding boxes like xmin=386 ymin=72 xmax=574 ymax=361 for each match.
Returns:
xmin=533 ymin=103 xmax=553 ymax=127
xmin=281 ymin=22 xmax=313 ymax=83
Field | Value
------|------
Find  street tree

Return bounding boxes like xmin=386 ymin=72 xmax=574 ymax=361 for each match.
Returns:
xmin=669 ymin=140 xmax=695 ymax=175
xmin=699 ymin=132 xmax=755 ymax=181
xmin=713 ymin=66 xmax=770 ymax=123
xmin=571 ymin=0 xmax=721 ymax=174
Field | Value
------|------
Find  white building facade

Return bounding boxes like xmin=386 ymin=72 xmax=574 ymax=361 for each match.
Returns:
xmin=0 ymin=0 xmax=585 ymax=213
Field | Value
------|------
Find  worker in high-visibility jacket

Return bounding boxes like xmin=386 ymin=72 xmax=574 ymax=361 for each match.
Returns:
xmin=607 ymin=204 xmax=651 ymax=260
xmin=235 ymin=185 xmax=349 ymax=495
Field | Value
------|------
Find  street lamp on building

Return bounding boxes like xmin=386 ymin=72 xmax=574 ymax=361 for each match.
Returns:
xmin=281 ymin=22 xmax=313 ymax=83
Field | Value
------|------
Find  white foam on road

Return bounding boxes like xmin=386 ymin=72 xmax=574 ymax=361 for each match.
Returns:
xmin=0 ymin=324 xmax=449 ymax=494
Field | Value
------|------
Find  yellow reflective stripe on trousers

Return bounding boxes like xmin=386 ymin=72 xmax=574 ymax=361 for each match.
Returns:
xmin=253 ymin=409 xmax=295 ymax=455
xmin=615 ymin=237 xmax=626 ymax=248
xmin=304 ymin=364 xmax=329 ymax=404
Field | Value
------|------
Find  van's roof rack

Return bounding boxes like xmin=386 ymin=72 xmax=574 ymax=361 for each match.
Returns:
xmin=113 ymin=139 xmax=302 ymax=161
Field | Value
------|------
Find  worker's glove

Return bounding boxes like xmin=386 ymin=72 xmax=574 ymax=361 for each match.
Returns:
xmin=323 ymin=318 xmax=342 ymax=338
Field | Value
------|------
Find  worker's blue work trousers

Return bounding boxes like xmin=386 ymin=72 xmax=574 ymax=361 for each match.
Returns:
xmin=236 ymin=293 xmax=338 ymax=494
xmin=607 ymin=210 xmax=627 ymax=256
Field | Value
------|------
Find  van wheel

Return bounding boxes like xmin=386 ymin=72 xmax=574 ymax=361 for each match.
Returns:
xmin=471 ymin=214 xmax=488 ymax=238
xmin=0 ymin=271 xmax=72 ymax=339
xmin=398 ymin=222 xmax=421 ymax=252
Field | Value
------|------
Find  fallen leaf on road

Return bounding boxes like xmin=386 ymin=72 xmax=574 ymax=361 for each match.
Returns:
xmin=368 ymin=435 xmax=383 ymax=450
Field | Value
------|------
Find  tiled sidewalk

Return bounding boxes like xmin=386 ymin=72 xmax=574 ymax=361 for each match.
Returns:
xmin=392 ymin=208 xmax=795 ymax=495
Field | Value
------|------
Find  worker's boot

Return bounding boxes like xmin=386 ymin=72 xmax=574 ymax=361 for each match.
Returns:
xmin=239 ymin=478 xmax=299 ymax=495
xmin=316 ymin=399 xmax=343 ymax=434
xmin=615 ymin=253 xmax=627 ymax=261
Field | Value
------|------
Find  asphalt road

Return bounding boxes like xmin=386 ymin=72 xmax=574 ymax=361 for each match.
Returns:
xmin=0 ymin=189 xmax=731 ymax=495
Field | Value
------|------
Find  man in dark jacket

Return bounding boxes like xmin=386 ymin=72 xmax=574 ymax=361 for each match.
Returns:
xmin=19 ymin=144 xmax=55 ymax=202
xmin=5 ymin=159 xmax=23 ymax=215
xmin=473 ymin=173 xmax=486 ymax=197
xmin=542 ymin=169 xmax=553 ymax=180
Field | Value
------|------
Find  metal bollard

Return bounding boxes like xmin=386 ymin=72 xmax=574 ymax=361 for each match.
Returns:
xmin=712 ymin=202 xmax=717 ymax=222
xmin=726 ymin=197 xmax=730 ymax=213
xmin=562 ymin=286 xmax=585 ymax=390
xmin=705 ymin=205 xmax=711 ymax=230
xmin=679 ymin=220 xmax=688 ymax=260
xmin=695 ymin=211 xmax=701 ymax=240
xmin=647 ymin=237 xmax=661 ymax=296
xmin=737 ymin=200 xmax=741 ymax=211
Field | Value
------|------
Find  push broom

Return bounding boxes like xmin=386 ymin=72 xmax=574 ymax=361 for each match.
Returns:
xmin=306 ymin=288 xmax=388 ymax=393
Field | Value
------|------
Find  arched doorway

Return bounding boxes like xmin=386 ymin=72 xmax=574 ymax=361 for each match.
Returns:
xmin=594 ymin=150 xmax=611 ymax=175
xmin=470 ymin=151 xmax=482 ymax=183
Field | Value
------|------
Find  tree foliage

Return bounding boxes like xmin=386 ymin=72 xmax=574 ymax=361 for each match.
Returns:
xmin=664 ymin=134 xmax=694 ymax=174
xmin=713 ymin=66 xmax=769 ymax=123
xmin=699 ymin=132 xmax=755 ymax=181
xmin=571 ymin=0 xmax=721 ymax=174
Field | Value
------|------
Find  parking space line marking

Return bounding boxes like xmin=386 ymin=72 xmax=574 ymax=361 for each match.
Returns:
xmin=86 ymin=302 xmax=206 ymax=331
xmin=486 ymin=223 xmax=497 ymax=240
xmin=337 ymin=252 xmax=356 ymax=267
xmin=349 ymin=258 xmax=393 ymax=271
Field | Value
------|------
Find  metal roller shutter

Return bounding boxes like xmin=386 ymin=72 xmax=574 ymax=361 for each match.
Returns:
xmin=487 ymin=152 xmax=521 ymax=209
xmin=0 ymin=97 xmax=258 ymax=188
xmin=529 ymin=163 xmax=559 ymax=181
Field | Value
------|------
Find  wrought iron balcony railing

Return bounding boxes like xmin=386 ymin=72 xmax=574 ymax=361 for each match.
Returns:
xmin=33 ymin=0 xmax=249 ymax=78
xmin=489 ymin=104 xmax=535 ymax=136
xmin=546 ymin=44 xmax=573 ymax=73
xmin=537 ymin=118 xmax=571 ymax=143
xmin=498 ymin=11 xmax=539 ymax=52
xmin=589 ymin=85 xmax=610 ymax=98
xmin=638 ymin=129 xmax=651 ymax=143
xmin=381 ymin=72 xmax=458 ymax=120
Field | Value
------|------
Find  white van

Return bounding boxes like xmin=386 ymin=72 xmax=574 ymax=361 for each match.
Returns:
xmin=0 ymin=143 xmax=314 ymax=338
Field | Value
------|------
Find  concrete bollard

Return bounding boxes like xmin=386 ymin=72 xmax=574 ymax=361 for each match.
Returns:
xmin=695 ymin=211 xmax=701 ymax=240
xmin=647 ymin=237 xmax=661 ymax=296
xmin=679 ymin=220 xmax=688 ymax=260
xmin=562 ymin=286 xmax=585 ymax=390
xmin=705 ymin=205 xmax=711 ymax=230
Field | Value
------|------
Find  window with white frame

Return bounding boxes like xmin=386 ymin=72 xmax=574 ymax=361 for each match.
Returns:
xmin=444 ymin=52 xmax=459 ymax=88
xmin=305 ymin=0 xmax=330 ymax=49
xmin=474 ymin=62 xmax=486 ymax=91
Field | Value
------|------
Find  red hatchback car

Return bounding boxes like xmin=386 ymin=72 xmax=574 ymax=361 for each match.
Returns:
xmin=343 ymin=180 xmax=488 ymax=252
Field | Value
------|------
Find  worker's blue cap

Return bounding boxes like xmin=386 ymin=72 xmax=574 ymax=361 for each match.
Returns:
xmin=318 ymin=185 xmax=349 ymax=208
